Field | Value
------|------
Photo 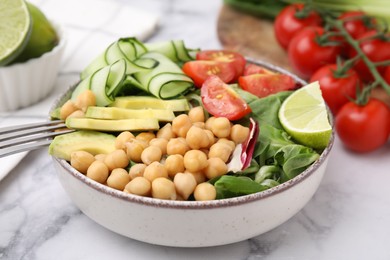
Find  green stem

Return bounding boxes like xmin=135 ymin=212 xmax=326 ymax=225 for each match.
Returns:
xmin=326 ymin=18 xmax=390 ymax=97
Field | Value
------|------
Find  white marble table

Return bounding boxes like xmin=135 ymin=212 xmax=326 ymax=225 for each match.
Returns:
xmin=1 ymin=0 xmax=390 ymax=259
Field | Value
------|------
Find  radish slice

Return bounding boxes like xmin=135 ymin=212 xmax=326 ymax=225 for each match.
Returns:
xmin=227 ymin=118 xmax=259 ymax=172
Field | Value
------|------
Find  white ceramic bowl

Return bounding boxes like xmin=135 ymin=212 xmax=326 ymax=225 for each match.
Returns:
xmin=0 ymin=23 xmax=66 ymax=112
xmin=50 ymin=60 xmax=334 ymax=247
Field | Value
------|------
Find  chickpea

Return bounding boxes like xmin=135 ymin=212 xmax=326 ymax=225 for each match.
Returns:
xmin=149 ymin=138 xmax=168 ymax=155
xmin=204 ymin=129 xmax=216 ymax=148
xmin=136 ymin=132 xmax=155 ymax=144
xmin=115 ymin=131 xmax=135 ymax=150
xmin=107 ymin=168 xmax=131 ymax=190
xmin=152 ymin=177 xmax=177 ymax=200
xmin=205 ymin=116 xmax=216 ymax=131
xmin=166 ymin=137 xmax=190 ymax=156
xmin=217 ymin=138 xmax=236 ymax=151
xmin=60 ymin=100 xmax=79 ymax=120
xmin=230 ymin=124 xmax=250 ymax=144
xmin=203 ymin=157 xmax=228 ymax=179
xmin=188 ymin=106 xmax=205 ymax=123
xmin=165 ymin=154 xmax=185 ymax=178
xmin=70 ymin=151 xmax=95 ymax=174
xmin=75 ymin=90 xmax=96 ymax=112
xmin=185 ymin=170 xmax=206 ymax=184
xmin=95 ymin=153 xmax=106 ymax=162
xmin=104 ymin=149 xmax=129 ymax=171
xmin=171 ymin=114 xmax=192 ymax=137
xmin=174 ymin=173 xmax=197 ymax=200
xmin=184 ymin=150 xmax=208 ymax=172
xmin=192 ymin=122 xmax=205 ymax=129
xmin=208 ymin=142 xmax=233 ymax=163
xmin=186 ymin=126 xmax=209 ymax=150
xmin=129 ymin=163 xmax=147 ymax=179
xmin=143 ymin=161 xmax=168 ymax=182
xmin=125 ymin=176 xmax=151 ymax=197
xmin=141 ymin=146 xmax=162 ymax=165
xmin=194 ymin=182 xmax=217 ymax=201
xmin=67 ymin=110 xmax=85 ymax=119
xmin=125 ymin=139 xmax=148 ymax=162
xmin=156 ymin=123 xmax=176 ymax=140
xmin=211 ymin=117 xmax=231 ymax=138
xmin=87 ymin=160 xmax=109 ymax=184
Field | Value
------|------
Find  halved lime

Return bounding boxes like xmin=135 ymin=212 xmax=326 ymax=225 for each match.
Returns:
xmin=278 ymin=81 xmax=332 ymax=149
xmin=0 ymin=0 xmax=32 ymax=66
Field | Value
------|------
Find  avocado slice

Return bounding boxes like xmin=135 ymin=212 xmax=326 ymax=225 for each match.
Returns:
xmin=85 ymin=106 xmax=175 ymax=122
xmin=109 ymin=96 xmax=190 ymax=111
xmin=49 ymin=130 xmax=116 ymax=161
xmin=66 ymin=117 xmax=160 ymax=132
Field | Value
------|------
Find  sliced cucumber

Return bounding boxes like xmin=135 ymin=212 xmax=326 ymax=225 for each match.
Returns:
xmin=148 ymin=73 xmax=193 ymax=99
xmin=145 ymin=40 xmax=195 ymax=62
xmin=80 ymin=53 xmax=107 ymax=80
xmin=134 ymin=52 xmax=193 ymax=99
xmin=81 ymin=38 xmax=152 ymax=80
xmin=106 ymin=59 xmax=127 ymax=97
xmin=71 ymin=74 xmax=93 ymax=102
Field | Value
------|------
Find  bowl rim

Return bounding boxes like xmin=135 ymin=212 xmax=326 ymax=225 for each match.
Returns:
xmin=51 ymin=58 xmax=334 ymax=210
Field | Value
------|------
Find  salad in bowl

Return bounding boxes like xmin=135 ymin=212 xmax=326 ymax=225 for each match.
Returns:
xmin=48 ymin=37 xmax=333 ymax=247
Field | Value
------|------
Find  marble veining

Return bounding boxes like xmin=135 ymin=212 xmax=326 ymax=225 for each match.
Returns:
xmin=1 ymin=0 xmax=390 ymax=259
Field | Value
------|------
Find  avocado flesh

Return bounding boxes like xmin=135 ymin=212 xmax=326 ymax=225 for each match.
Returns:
xmin=49 ymin=130 xmax=116 ymax=161
xmin=109 ymin=96 xmax=190 ymax=111
xmin=66 ymin=117 xmax=160 ymax=132
xmin=85 ymin=106 xmax=175 ymax=122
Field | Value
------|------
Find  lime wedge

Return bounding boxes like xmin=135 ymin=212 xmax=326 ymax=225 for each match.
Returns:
xmin=278 ymin=81 xmax=332 ymax=149
xmin=0 ymin=0 xmax=32 ymax=66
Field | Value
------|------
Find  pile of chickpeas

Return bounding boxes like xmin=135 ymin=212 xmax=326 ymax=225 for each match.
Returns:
xmin=68 ymin=100 xmax=250 ymax=201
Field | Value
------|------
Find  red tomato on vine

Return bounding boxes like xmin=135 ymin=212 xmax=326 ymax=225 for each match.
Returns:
xmin=274 ymin=3 xmax=322 ymax=50
xmin=335 ymin=99 xmax=390 ymax=153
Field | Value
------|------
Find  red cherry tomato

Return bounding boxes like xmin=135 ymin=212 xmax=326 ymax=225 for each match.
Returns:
xmin=384 ymin=66 xmax=390 ymax=85
xmin=274 ymin=3 xmax=322 ymax=50
xmin=336 ymin=99 xmax=390 ymax=153
xmin=201 ymin=75 xmax=251 ymax=120
xmin=196 ymin=50 xmax=246 ymax=81
xmin=243 ymin=64 xmax=274 ymax=76
xmin=182 ymin=60 xmax=236 ymax=88
xmin=239 ymin=73 xmax=296 ymax=98
xmin=339 ymin=11 xmax=376 ymax=39
xmin=338 ymin=11 xmax=376 ymax=56
xmin=310 ymin=64 xmax=360 ymax=115
xmin=349 ymin=31 xmax=390 ymax=82
xmin=288 ymin=27 xmax=341 ymax=79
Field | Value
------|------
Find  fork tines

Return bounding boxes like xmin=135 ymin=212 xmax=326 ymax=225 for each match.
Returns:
xmin=0 ymin=120 xmax=74 ymax=158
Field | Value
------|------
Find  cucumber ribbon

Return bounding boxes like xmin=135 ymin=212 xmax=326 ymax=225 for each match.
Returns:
xmin=72 ymin=37 xmax=196 ymax=106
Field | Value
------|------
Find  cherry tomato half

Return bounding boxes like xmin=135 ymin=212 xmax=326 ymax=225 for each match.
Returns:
xmin=201 ymin=75 xmax=251 ymax=120
xmin=182 ymin=60 xmax=236 ymax=88
xmin=239 ymin=73 xmax=296 ymax=98
xmin=335 ymin=99 xmax=390 ymax=153
xmin=196 ymin=50 xmax=246 ymax=81
xmin=288 ymin=26 xmax=341 ymax=79
xmin=349 ymin=30 xmax=390 ymax=82
xmin=274 ymin=3 xmax=322 ymax=50
xmin=310 ymin=64 xmax=360 ymax=115
xmin=243 ymin=64 xmax=274 ymax=76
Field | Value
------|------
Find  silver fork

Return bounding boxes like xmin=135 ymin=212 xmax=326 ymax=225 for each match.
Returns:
xmin=0 ymin=120 xmax=74 ymax=158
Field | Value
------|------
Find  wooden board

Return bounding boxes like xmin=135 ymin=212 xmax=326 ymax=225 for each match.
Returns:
xmin=217 ymin=5 xmax=390 ymax=106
